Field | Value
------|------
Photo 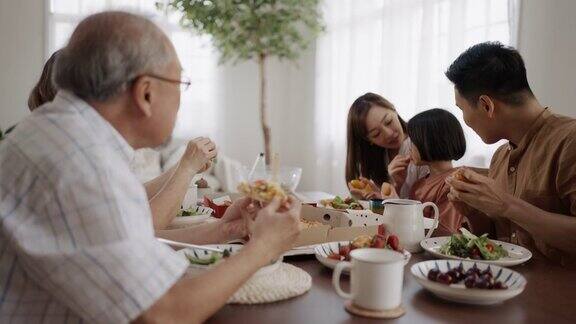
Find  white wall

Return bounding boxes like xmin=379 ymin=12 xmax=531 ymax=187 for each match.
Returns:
xmin=217 ymin=48 xmax=317 ymax=191
xmin=517 ymin=0 xmax=576 ymax=117
xmin=0 ymin=0 xmax=45 ymax=128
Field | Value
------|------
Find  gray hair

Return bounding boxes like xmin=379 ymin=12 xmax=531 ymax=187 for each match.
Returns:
xmin=53 ymin=11 xmax=174 ymax=102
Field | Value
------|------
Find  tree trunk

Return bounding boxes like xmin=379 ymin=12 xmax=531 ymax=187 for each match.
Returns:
xmin=258 ymin=53 xmax=272 ymax=165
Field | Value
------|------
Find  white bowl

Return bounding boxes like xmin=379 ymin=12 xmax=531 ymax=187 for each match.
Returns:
xmin=170 ymin=206 xmax=213 ymax=227
xmin=177 ymin=244 xmax=282 ymax=278
xmin=411 ymin=259 xmax=526 ymax=305
xmin=420 ymin=237 xmax=532 ymax=267
xmin=314 ymin=241 xmax=411 ymax=273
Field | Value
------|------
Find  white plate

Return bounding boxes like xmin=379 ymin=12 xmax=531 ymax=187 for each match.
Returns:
xmin=420 ymin=237 xmax=532 ymax=267
xmin=176 ymin=244 xmax=282 ymax=278
xmin=170 ymin=206 xmax=214 ymax=227
xmin=411 ymin=259 xmax=526 ymax=305
xmin=284 ymin=245 xmax=318 ymax=256
xmin=314 ymin=241 xmax=411 ymax=273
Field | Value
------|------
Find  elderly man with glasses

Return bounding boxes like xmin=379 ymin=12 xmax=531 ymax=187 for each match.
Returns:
xmin=0 ymin=11 xmax=301 ymax=323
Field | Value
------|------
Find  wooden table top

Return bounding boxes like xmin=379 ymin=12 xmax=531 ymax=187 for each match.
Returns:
xmin=208 ymin=252 xmax=576 ymax=323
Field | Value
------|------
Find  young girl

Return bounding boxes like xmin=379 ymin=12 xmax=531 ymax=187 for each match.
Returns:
xmin=385 ymin=108 xmax=468 ymax=236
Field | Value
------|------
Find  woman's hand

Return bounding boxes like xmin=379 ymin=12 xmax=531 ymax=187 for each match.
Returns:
xmin=348 ymin=177 xmax=382 ymax=200
xmin=181 ymin=137 xmax=217 ymax=174
xmin=387 ymin=154 xmax=410 ymax=190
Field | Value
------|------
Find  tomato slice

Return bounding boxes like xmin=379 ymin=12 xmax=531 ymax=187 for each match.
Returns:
xmin=486 ymin=243 xmax=494 ymax=252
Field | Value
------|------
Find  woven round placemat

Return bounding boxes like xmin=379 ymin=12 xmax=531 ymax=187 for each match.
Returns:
xmin=228 ymin=263 xmax=312 ymax=304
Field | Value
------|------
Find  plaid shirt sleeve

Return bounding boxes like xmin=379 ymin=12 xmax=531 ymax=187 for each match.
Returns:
xmin=3 ymin=144 xmax=188 ymax=323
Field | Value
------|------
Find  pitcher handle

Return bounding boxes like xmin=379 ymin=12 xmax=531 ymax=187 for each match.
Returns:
xmin=422 ymin=202 xmax=439 ymax=239
xmin=332 ymin=261 xmax=353 ymax=299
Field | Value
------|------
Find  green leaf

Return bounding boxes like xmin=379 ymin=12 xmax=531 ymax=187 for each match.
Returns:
xmin=164 ymin=0 xmax=325 ymax=65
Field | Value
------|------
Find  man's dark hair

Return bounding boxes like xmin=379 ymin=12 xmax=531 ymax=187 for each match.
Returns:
xmin=445 ymin=42 xmax=534 ymax=105
xmin=407 ymin=108 xmax=466 ymax=162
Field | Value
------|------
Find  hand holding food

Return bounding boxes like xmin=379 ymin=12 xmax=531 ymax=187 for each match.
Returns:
xmin=237 ymin=179 xmax=287 ymax=205
xmin=446 ymin=168 xmax=510 ymax=217
xmin=387 ymin=154 xmax=410 ymax=189
xmin=249 ymin=196 xmax=302 ymax=259
xmin=218 ymin=197 xmax=255 ymax=240
xmin=182 ymin=137 xmax=218 ymax=173
xmin=348 ymin=177 xmax=381 ymax=200
xmin=380 ymin=182 xmax=399 ymax=199
xmin=451 ymin=168 xmax=467 ymax=182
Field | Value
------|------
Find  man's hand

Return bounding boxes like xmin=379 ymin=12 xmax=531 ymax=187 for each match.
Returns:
xmin=217 ymin=197 xmax=254 ymax=241
xmin=248 ymin=196 xmax=302 ymax=259
xmin=181 ymin=137 xmax=217 ymax=173
xmin=445 ymin=168 xmax=510 ymax=217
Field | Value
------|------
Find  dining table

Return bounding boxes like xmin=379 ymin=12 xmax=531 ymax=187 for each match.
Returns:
xmin=208 ymin=251 xmax=576 ymax=323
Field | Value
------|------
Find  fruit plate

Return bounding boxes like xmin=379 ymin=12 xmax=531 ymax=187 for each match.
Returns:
xmin=411 ymin=259 xmax=526 ymax=305
xmin=283 ymin=244 xmax=318 ymax=257
xmin=420 ymin=237 xmax=532 ymax=267
xmin=314 ymin=241 xmax=411 ymax=273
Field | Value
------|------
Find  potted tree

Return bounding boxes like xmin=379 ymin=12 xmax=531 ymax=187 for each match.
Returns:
xmin=161 ymin=0 xmax=324 ymax=165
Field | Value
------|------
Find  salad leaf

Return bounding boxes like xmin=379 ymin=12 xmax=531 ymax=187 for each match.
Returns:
xmin=185 ymin=252 xmax=222 ymax=265
xmin=178 ymin=208 xmax=202 ymax=217
xmin=439 ymin=228 xmax=508 ymax=260
xmin=332 ymin=196 xmax=345 ymax=204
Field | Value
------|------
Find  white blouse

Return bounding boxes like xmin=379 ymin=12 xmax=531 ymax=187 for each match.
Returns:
xmin=398 ymin=138 xmax=429 ymax=198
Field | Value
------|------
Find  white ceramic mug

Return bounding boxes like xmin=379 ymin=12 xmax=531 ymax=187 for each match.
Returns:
xmin=384 ymin=199 xmax=439 ymax=253
xmin=332 ymin=248 xmax=405 ymax=311
xmin=182 ymin=183 xmax=198 ymax=209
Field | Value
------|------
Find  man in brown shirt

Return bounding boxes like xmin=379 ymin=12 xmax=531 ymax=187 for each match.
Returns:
xmin=443 ymin=42 xmax=576 ymax=267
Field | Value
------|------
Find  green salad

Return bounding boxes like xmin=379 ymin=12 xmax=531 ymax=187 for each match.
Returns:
xmin=178 ymin=208 xmax=203 ymax=217
xmin=185 ymin=250 xmax=231 ymax=266
xmin=439 ymin=228 xmax=508 ymax=260
xmin=329 ymin=196 xmax=363 ymax=210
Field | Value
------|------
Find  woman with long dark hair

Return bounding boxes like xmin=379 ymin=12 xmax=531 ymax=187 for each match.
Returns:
xmin=346 ymin=92 xmax=428 ymax=199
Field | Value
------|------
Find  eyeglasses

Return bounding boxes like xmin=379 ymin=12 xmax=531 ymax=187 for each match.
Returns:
xmin=142 ymin=74 xmax=192 ymax=92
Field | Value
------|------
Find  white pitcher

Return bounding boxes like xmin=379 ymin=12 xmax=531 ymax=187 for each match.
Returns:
xmin=384 ymin=199 xmax=439 ymax=253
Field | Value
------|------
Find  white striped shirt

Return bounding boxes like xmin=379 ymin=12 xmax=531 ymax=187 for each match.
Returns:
xmin=0 ymin=91 xmax=188 ymax=323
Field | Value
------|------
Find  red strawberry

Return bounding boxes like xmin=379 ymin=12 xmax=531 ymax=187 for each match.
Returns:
xmin=339 ymin=245 xmax=351 ymax=258
xmin=378 ymin=224 xmax=387 ymax=236
xmin=371 ymin=234 xmax=387 ymax=248
xmin=328 ymin=253 xmax=342 ymax=260
xmin=387 ymin=235 xmax=400 ymax=251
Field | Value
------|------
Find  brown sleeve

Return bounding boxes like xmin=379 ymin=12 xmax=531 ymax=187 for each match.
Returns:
xmin=555 ymin=133 xmax=576 ymax=216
